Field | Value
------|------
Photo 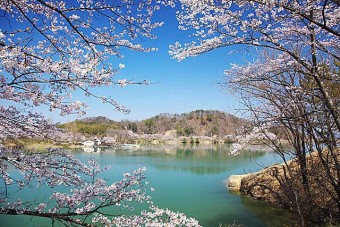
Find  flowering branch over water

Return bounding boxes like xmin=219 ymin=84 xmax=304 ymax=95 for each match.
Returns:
xmin=0 ymin=148 xmax=200 ymax=226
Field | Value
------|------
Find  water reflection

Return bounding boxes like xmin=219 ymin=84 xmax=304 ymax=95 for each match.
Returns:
xmin=240 ymin=195 xmax=294 ymax=226
xmin=83 ymin=146 xmax=101 ymax=153
xmin=92 ymin=144 xmax=273 ymax=175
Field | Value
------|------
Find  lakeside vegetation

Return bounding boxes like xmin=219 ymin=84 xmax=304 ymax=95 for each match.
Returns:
xmin=41 ymin=110 xmax=253 ymax=146
xmin=3 ymin=110 xmax=291 ymax=151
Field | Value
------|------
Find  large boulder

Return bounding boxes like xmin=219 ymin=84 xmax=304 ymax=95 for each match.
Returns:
xmin=239 ymin=165 xmax=284 ymax=205
xmin=227 ymin=163 xmax=288 ymax=205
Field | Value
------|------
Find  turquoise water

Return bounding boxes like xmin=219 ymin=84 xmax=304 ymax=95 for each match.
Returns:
xmin=0 ymin=144 xmax=294 ymax=226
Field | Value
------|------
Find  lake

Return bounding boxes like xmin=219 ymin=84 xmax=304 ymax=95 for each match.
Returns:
xmin=0 ymin=144 xmax=294 ymax=226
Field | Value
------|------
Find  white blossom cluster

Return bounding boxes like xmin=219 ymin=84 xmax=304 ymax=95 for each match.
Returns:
xmin=230 ymin=123 xmax=275 ymax=155
xmin=171 ymin=0 xmax=339 ymax=62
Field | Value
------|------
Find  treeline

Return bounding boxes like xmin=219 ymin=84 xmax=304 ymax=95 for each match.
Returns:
xmin=58 ymin=121 xmax=118 ymax=136
xmin=58 ymin=110 xmax=248 ymax=137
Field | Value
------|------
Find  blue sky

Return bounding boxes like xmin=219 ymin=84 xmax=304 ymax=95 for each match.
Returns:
xmin=2 ymin=4 xmax=247 ymax=123
xmin=53 ymin=6 xmax=247 ymax=123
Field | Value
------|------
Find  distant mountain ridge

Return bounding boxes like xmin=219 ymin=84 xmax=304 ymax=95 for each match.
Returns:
xmin=60 ymin=110 xmax=248 ymax=137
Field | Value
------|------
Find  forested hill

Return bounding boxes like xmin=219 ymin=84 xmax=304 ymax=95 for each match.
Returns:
xmin=58 ymin=110 xmax=248 ymax=137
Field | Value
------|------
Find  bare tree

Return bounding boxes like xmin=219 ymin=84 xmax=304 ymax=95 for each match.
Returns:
xmin=226 ymin=52 xmax=339 ymax=225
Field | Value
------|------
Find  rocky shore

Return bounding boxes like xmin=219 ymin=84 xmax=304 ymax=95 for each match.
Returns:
xmin=227 ymin=162 xmax=286 ymax=204
xmin=227 ymin=150 xmax=340 ymax=225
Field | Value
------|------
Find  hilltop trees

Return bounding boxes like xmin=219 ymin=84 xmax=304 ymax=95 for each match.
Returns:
xmin=58 ymin=110 xmax=246 ymax=140
xmin=171 ymin=0 xmax=339 ymax=225
xmin=0 ymin=0 xmax=200 ymax=226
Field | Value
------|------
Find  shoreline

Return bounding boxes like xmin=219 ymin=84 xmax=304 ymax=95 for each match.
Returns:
xmin=227 ymin=149 xmax=340 ymax=226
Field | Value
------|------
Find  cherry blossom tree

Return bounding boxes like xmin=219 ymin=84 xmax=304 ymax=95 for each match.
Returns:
xmin=0 ymin=0 xmax=200 ymax=226
xmin=171 ymin=0 xmax=339 ymax=225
